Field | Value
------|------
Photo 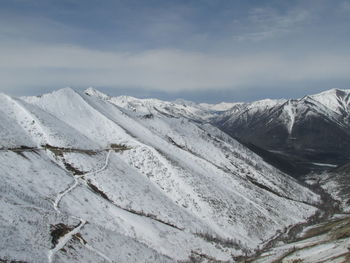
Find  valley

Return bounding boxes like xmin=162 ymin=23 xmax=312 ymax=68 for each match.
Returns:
xmin=1 ymin=88 xmax=349 ymax=262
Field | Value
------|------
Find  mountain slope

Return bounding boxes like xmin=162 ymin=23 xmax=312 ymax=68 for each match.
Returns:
xmin=307 ymin=160 xmax=350 ymax=213
xmin=214 ymin=89 xmax=350 ymax=176
xmin=0 ymin=88 xmax=320 ymax=263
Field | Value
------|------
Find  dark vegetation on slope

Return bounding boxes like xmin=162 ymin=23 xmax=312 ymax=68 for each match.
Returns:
xmin=0 ymin=260 xmax=28 ymax=263
xmin=72 ymin=233 xmax=87 ymax=245
xmin=195 ymin=232 xmax=248 ymax=251
xmin=109 ymin=143 xmax=130 ymax=151
xmin=50 ymin=223 xmax=75 ymax=248
xmin=42 ymin=144 xmax=98 ymax=156
xmin=87 ymin=180 xmax=111 ymax=201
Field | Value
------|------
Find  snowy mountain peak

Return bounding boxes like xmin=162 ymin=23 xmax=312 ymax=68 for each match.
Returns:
xmin=0 ymin=92 xmax=13 ymax=100
xmin=173 ymin=98 xmax=197 ymax=106
xmin=84 ymin=87 xmax=110 ymax=99
xmin=251 ymin=98 xmax=286 ymax=107
xmin=308 ymin=88 xmax=350 ymax=115
xmin=199 ymin=101 xmax=242 ymax=111
xmin=312 ymin=88 xmax=350 ymax=97
xmin=52 ymin=87 xmax=78 ymax=96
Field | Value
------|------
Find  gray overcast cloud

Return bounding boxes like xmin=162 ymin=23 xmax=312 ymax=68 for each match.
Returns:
xmin=0 ymin=0 xmax=350 ymax=102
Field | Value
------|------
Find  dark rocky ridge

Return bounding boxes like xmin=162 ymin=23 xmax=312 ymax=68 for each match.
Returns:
xmin=212 ymin=89 xmax=350 ymax=177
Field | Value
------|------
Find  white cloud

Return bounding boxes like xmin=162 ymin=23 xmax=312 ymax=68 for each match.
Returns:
xmin=1 ymin=43 xmax=350 ymax=94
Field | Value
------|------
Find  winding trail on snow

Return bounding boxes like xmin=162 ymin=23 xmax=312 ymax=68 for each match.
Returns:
xmin=84 ymin=149 xmax=112 ymax=177
xmin=48 ymin=150 xmax=113 ymax=263
xmin=53 ymin=178 xmax=79 ymax=213
xmin=52 ymin=150 xmax=112 ymax=212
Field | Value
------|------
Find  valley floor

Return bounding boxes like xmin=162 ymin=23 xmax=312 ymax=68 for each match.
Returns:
xmin=242 ymin=214 xmax=350 ymax=263
xmin=238 ymin=178 xmax=350 ymax=263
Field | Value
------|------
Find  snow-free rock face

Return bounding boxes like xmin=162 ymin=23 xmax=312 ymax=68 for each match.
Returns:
xmin=1 ymin=88 xmax=320 ymax=263
xmin=214 ymin=89 xmax=350 ymax=176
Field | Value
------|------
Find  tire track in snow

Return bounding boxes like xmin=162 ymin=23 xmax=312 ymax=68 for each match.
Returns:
xmin=84 ymin=149 xmax=112 ymax=177
xmin=52 ymin=177 xmax=79 ymax=213
xmin=48 ymin=150 xmax=113 ymax=263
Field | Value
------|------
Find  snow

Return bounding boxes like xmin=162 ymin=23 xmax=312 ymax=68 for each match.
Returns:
xmin=310 ymin=169 xmax=350 ymax=213
xmin=53 ymin=177 xmax=79 ymax=213
xmin=85 ymin=88 xmax=222 ymax=121
xmin=0 ymin=87 xmax=326 ymax=262
xmin=199 ymin=101 xmax=242 ymax=111
xmin=217 ymin=88 xmax=350 ymax=137
xmin=248 ymin=98 xmax=286 ymax=109
xmin=283 ymin=101 xmax=297 ymax=134
xmin=23 ymin=88 xmax=134 ymax=148
xmin=83 ymin=243 xmax=113 ymax=263
xmin=0 ymin=151 xmax=75 ymax=262
xmin=251 ymin=215 xmax=350 ymax=263
xmin=310 ymin=88 xmax=350 ymax=116
xmin=48 ymin=219 xmax=86 ymax=263
xmin=311 ymin=162 xmax=338 ymax=168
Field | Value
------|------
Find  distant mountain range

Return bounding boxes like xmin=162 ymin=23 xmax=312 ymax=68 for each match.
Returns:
xmin=213 ymin=89 xmax=350 ymax=176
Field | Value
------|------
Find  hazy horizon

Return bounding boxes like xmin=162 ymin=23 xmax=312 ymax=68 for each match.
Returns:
xmin=3 ymin=85 xmax=348 ymax=105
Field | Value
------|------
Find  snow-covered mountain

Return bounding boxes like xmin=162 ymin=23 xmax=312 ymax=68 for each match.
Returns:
xmin=214 ymin=89 xmax=350 ymax=176
xmin=84 ymin=87 xmax=217 ymax=121
xmin=0 ymin=88 xmax=320 ymax=263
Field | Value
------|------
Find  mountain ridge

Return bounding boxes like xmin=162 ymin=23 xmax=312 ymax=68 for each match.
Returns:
xmin=0 ymin=87 xmax=322 ymax=263
xmin=213 ymin=88 xmax=350 ymax=176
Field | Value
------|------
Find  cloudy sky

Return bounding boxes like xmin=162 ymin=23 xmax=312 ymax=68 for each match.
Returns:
xmin=1 ymin=0 xmax=350 ymax=102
